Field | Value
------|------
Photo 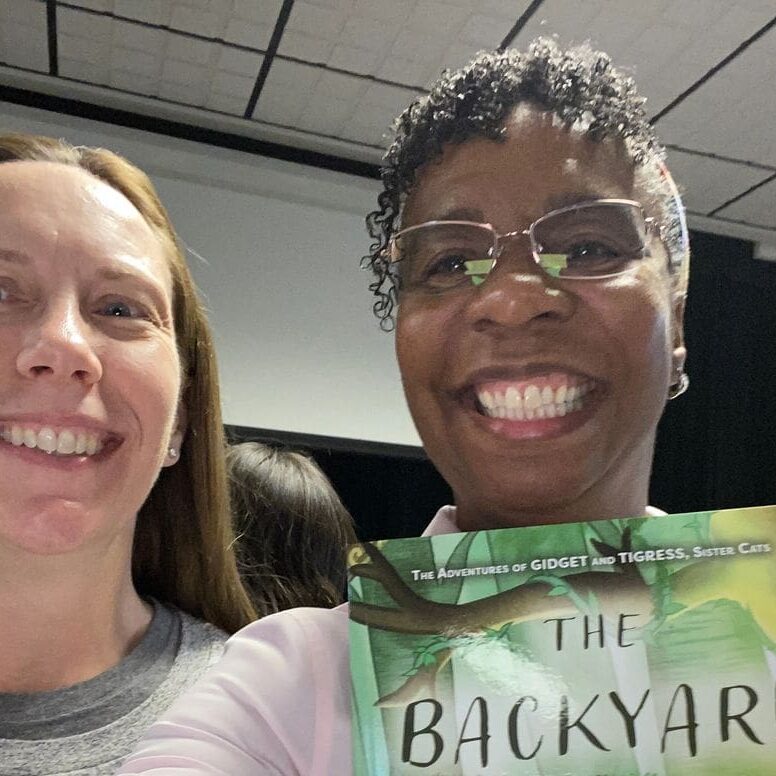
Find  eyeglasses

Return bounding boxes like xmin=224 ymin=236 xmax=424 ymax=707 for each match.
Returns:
xmin=388 ymin=199 xmax=660 ymax=293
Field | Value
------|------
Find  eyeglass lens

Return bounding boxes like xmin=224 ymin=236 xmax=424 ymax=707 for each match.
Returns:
xmin=394 ymin=202 xmax=648 ymax=291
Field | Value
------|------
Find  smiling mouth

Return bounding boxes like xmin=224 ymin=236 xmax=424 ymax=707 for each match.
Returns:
xmin=473 ymin=375 xmax=597 ymax=421
xmin=0 ymin=424 xmax=112 ymax=457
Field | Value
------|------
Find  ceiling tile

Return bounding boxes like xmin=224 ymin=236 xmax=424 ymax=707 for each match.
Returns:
xmin=326 ymin=44 xmax=381 ymax=75
xmin=63 ymin=0 xmax=111 ymax=10
xmin=511 ymin=0 xmax=776 ymax=120
xmin=252 ymin=59 xmax=321 ymax=122
xmin=169 ymin=4 xmax=225 ymax=37
xmin=107 ymin=68 xmax=158 ymax=95
xmin=205 ymin=90 xmax=249 ymax=115
xmin=715 ymin=176 xmax=776 ymax=229
xmin=217 ymin=47 xmax=262 ymax=77
xmin=664 ymin=149 xmax=774 ymax=215
xmin=158 ymin=78 xmax=208 ymax=107
xmin=166 ymin=36 xmax=217 ymax=66
xmin=223 ymin=17 xmax=275 ymax=49
xmin=232 ymin=0 xmax=284 ymax=26
xmin=113 ymin=0 xmax=168 ymax=25
xmin=110 ymin=46 xmax=159 ymax=78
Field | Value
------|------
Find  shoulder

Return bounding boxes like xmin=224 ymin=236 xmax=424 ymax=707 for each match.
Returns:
xmin=228 ymin=604 xmax=348 ymax=659
xmin=176 ymin=608 xmax=229 ymax=666
xmin=119 ymin=606 xmax=351 ymax=775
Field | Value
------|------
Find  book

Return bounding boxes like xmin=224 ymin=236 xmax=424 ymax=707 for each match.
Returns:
xmin=348 ymin=505 xmax=776 ymax=775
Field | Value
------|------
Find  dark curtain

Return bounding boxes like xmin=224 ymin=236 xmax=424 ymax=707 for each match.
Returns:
xmin=651 ymin=229 xmax=776 ymax=513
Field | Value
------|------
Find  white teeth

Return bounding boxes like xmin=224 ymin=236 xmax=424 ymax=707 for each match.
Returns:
xmin=57 ymin=430 xmax=76 ymax=455
xmin=476 ymin=380 xmax=594 ymax=421
xmin=0 ymin=425 xmax=103 ymax=456
xmin=524 ymin=385 xmax=542 ymax=410
xmin=37 ymin=427 xmax=57 ymax=453
xmin=505 ymin=386 xmax=520 ymax=408
xmin=75 ymin=433 xmax=87 ymax=454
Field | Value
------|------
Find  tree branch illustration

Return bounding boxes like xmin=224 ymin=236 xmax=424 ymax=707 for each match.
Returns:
xmin=349 ymin=535 xmax=650 ymax=637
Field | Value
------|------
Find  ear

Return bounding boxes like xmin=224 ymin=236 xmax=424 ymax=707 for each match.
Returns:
xmin=671 ymin=293 xmax=687 ymax=379
xmin=162 ymin=403 xmax=188 ymax=468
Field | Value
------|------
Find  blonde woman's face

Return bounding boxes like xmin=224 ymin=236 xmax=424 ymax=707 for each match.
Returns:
xmin=0 ymin=161 xmax=184 ymax=556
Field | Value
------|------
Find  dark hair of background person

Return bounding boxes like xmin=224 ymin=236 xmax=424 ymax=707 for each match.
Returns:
xmin=363 ymin=37 xmax=687 ymax=328
xmin=0 ymin=133 xmax=256 ymax=634
xmin=226 ymin=442 xmax=357 ymax=615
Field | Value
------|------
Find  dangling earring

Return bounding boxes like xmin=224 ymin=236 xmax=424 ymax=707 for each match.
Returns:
xmin=167 ymin=446 xmax=178 ymax=460
xmin=668 ymin=372 xmax=689 ymax=400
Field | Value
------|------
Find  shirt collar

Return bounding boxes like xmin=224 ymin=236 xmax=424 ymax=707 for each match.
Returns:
xmin=422 ymin=504 xmax=666 ymax=536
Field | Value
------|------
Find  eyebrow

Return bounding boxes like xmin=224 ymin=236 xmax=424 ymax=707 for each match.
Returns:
xmin=545 ymin=191 xmax=611 ymax=210
xmin=421 ymin=207 xmax=486 ymax=223
xmin=0 ymin=248 xmax=30 ymax=264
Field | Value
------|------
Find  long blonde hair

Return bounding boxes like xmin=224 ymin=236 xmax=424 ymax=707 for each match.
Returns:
xmin=0 ymin=133 xmax=256 ymax=633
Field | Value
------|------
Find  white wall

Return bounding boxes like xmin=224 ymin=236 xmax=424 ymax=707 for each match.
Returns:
xmin=0 ymin=101 xmax=422 ymax=446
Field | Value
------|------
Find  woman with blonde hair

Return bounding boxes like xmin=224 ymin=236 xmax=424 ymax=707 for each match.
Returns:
xmin=0 ymin=133 xmax=255 ymax=774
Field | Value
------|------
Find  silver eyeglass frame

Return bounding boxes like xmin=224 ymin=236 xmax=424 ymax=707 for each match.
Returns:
xmin=388 ymin=198 xmax=663 ymax=287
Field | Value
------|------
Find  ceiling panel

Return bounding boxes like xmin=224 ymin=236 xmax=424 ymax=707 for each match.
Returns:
xmin=0 ymin=0 xmax=49 ymax=73
xmin=279 ymin=0 xmax=533 ymax=88
xmin=57 ymin=6 xmax=261 ymax=115
xmin=653 ymin=26 xmax=776 ymax=167
xmin=665 ymin=149 xmax=774 ymax=215
xmin=715 ymin=176 xmax=776 ymax=229
xmin=512 ymin=1 xmax=776 ymax=120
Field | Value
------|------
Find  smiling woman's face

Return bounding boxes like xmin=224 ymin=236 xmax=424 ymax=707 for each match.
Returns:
xmin=0 ymin=161 xmax=183 ymax=556
xmin=396 ymin=107 xmax=684 ymax=530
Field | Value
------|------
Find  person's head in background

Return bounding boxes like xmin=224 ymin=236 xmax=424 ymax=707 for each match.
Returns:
xmin=364 ymin=38 xmax=690 ymax=532
xmin=0 ymin=133 xmax=255 ymax=645
xmin=226 ymin=441 xmax=357 ymax=615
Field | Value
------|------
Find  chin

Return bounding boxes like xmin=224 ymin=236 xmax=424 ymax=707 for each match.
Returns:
xmin=0 ymin=502 xmax=105 ymax=556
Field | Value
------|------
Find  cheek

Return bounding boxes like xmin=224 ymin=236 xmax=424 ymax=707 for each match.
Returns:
xmin=109 ymin=339 xmax=182 ymax=429
xmin=396 ymin=300 xmax=452 ymax=394
xmin=595 ymin=272 xmax=674 ymax=382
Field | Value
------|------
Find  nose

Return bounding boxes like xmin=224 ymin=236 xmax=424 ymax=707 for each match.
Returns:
xmin=16 ymin=297 xmax=103 ymax=385
xmin=464 ymin=236 xmax=576 ymax=331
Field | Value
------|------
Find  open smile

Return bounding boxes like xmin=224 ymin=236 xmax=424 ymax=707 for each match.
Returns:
xmin=474 ymin=373 xmax=597 ymax=420
xmin=0 ymin=423 xmax=122 ymax=458
xmin=457 ymin=369 xmax=604 ymax=441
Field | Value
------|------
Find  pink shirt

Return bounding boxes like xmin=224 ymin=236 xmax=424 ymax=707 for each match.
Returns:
xmin=119 ymin=505 xmax=661 ymax=774
xmin=118 ymin=506 xmax=461 ymax=775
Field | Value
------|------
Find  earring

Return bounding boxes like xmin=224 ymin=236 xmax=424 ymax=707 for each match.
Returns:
xmin=167 ymin=446 xmax=178 ymax=460
xmin=667 ymin=372 xmax=689 ymax=400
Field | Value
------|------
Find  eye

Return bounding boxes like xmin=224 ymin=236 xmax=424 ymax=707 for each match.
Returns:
xmin=423 ymin=252 xmax=469 ymax=280
xmin=566 ymin=241 xmax=619 ymax=262
xmin=0 ymin=278 xmax=21 ymax=305
xmin=95 ymin=297 xmax=150 ymax=320
xmin=554 ymin=239 xmax=631 ymax=276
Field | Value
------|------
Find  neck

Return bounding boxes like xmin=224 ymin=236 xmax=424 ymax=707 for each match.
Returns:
xmin=0 ymin=538 xmax=152 ymax=693
xmin=454 ymin=449 xmax=654 ymax=532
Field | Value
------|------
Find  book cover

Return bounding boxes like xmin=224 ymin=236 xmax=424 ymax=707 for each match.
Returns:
xmin=348 ymin=505 xmax=776 ymax=775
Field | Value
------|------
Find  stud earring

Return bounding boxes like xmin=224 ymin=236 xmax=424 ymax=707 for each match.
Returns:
xmin=167 ymin=446 xmax=178 ymax=460
xmin=667 ymin=372 xmax=689 ymax=400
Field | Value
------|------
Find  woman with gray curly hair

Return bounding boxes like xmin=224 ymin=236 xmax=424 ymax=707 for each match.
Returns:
xmin=121 ymin=37 xmax=690 ymax=775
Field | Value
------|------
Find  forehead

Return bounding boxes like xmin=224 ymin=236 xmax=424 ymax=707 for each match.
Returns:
xmin=0 ymin=160 xmax=171 ymax=289
xmin=402 ymin=105 xmax=638 ymax=228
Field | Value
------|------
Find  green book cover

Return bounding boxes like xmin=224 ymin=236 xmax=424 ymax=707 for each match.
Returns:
xmin=348 ymin=505 xmax=776 ymax=775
